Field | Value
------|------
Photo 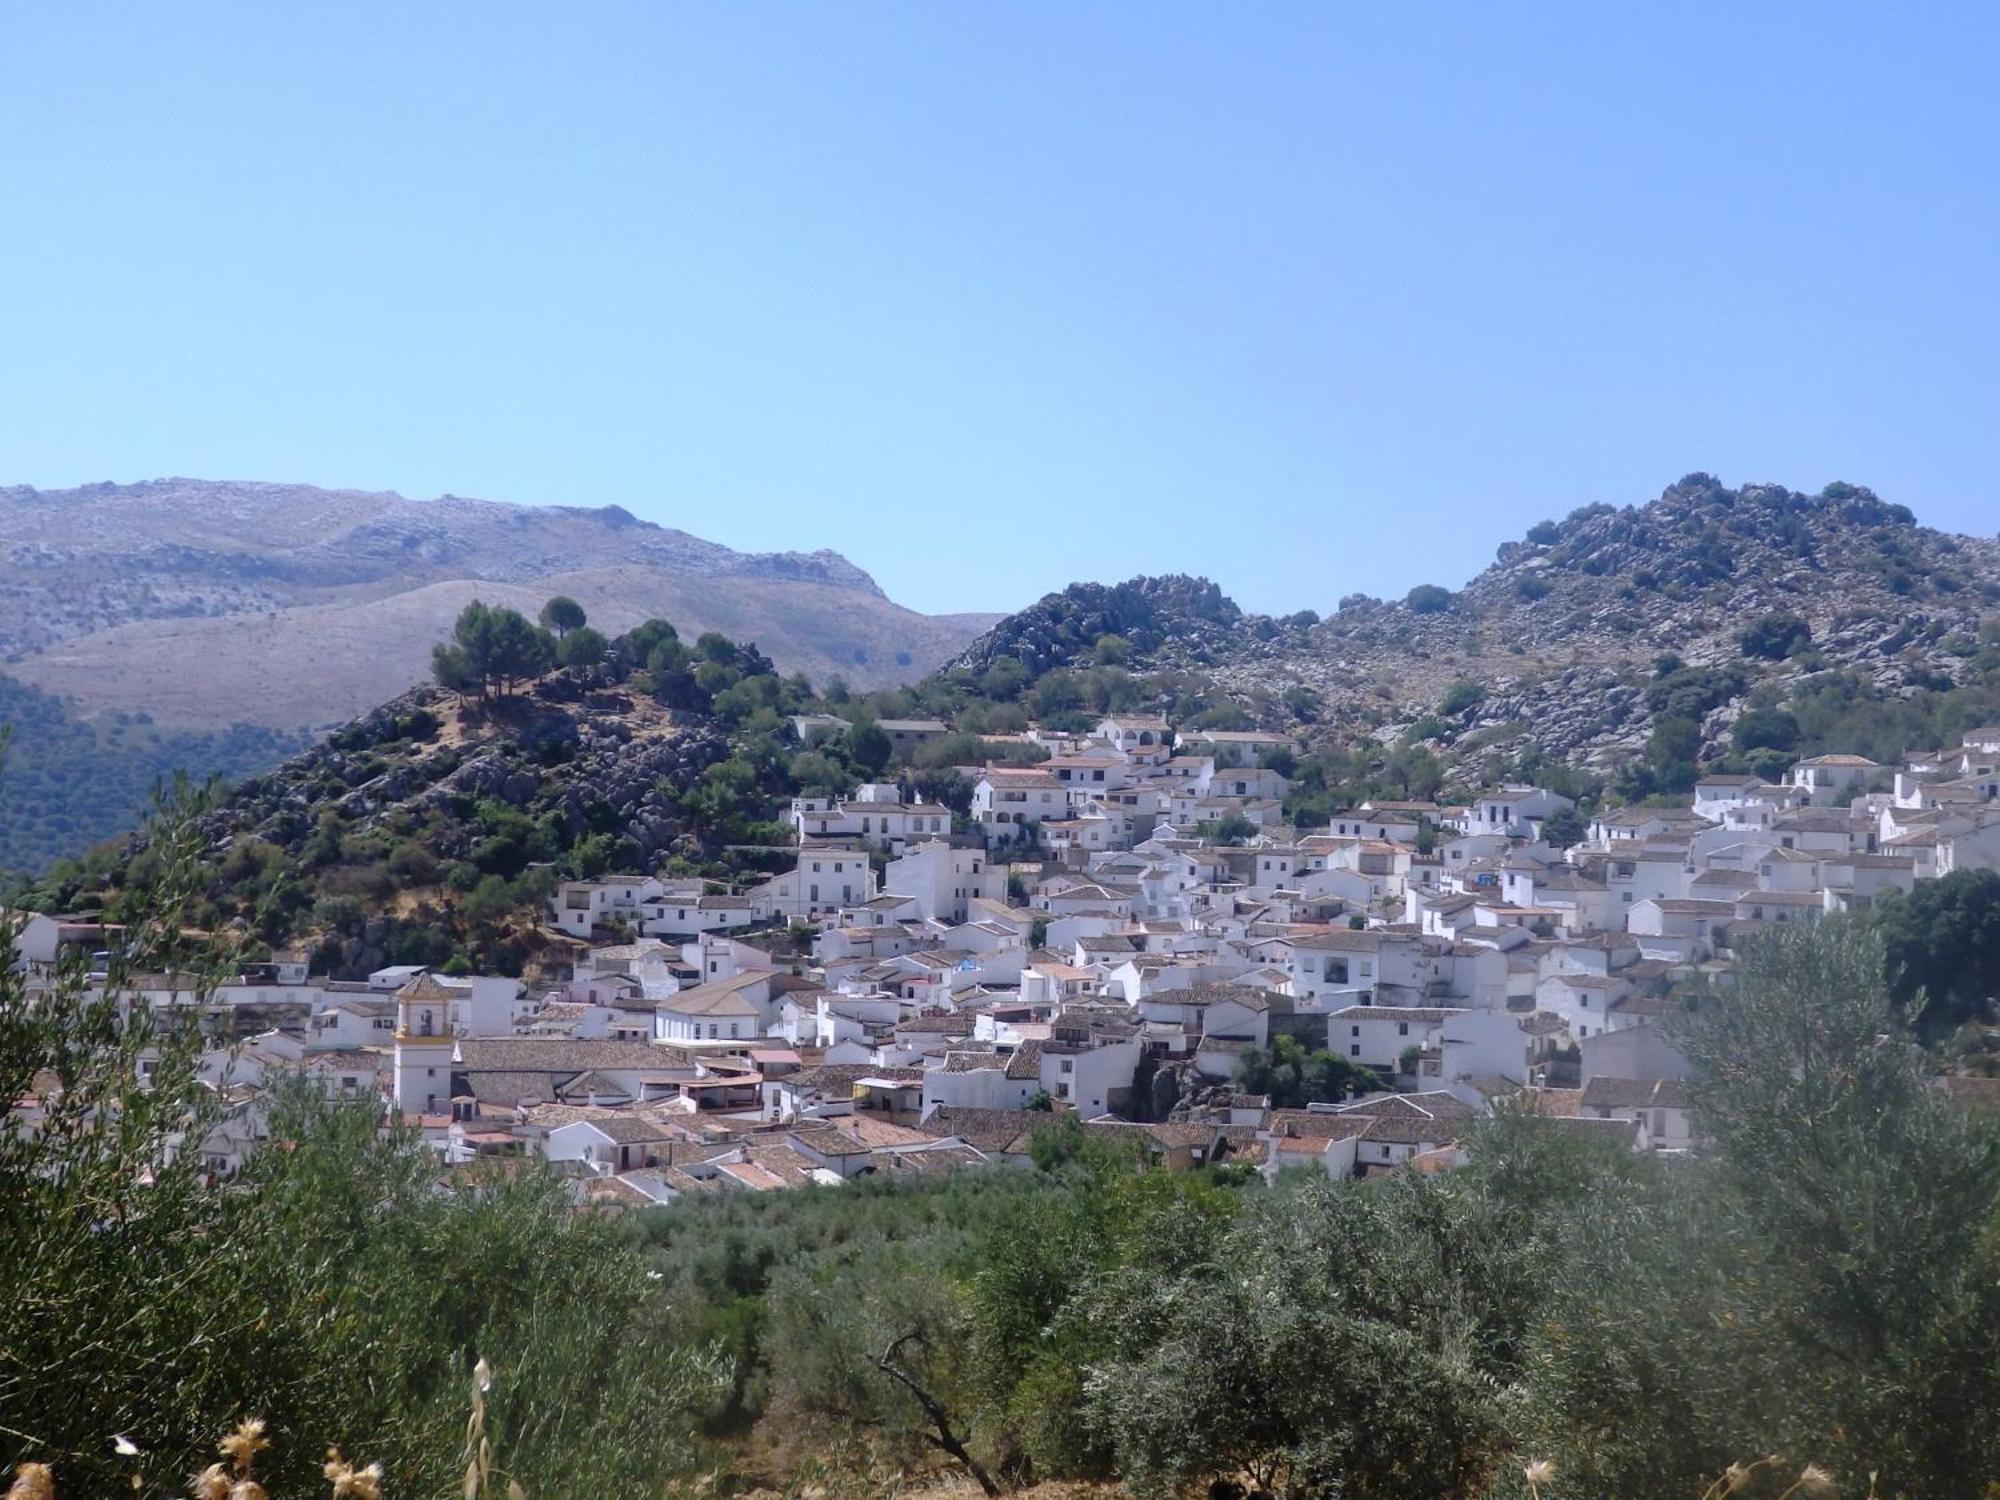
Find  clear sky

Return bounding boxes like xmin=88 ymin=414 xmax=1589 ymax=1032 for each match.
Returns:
xmin=3 ymin=4 xmax=1995 ymax=617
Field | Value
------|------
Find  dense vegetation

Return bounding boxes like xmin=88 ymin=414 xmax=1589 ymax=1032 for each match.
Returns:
xmin=1877 ymin=867 xmax=2000 ymax=1044
xmin=0 ymin=672 xmax=308 ymax=886
xmin=0 ymin=805 xmax=721 ymax=1499
xmin=627 ymin=921 xmax=2000 ymax=1498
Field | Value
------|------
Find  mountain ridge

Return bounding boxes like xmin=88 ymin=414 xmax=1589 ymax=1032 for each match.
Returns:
xmin=956 ymin=475 xmax=2000 ymax=772
xmin=0 ymin=477 xmax=1001 ymax=728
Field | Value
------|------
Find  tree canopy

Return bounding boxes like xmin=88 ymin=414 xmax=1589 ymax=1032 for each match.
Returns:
xmin=1875 ymin=868 xmax=2000 ymax=1041
xmin=539 ymin=595 xmax=587 ymax=637
xmin=431 ymin=600 xmax=556 ymax=699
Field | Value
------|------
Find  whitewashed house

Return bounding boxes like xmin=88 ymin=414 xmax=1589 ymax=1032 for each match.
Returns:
xmin=1329 ymin=1006 xmax=1463 ymax=1070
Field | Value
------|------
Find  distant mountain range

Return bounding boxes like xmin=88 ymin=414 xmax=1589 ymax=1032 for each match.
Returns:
xmin=0 ymin=477 xmax=1001 ymax=877
xmin=0 ymin=478 xmax=1001 ymax=731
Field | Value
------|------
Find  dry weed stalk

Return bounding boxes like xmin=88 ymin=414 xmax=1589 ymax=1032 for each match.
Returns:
xmin=1701 ymin=1456 xmax=1884 ymax=1499
xmin=0 ymin=1417 xmax=384 ymax=1499
xmin=463 ymin=1356 xmax=527 ymax=1500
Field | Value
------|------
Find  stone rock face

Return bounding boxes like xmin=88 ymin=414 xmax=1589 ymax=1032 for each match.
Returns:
xmin=960 ymin=477 xmax=2000 ymax=773
xmin=169 ymin=679 xmax=735 ymax=882
xmin=953 ymin=575 xmax=1274 ymax=679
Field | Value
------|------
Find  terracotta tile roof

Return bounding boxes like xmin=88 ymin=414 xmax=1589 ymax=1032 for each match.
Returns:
xmin=1580 ymin=1077 xmax=1689 ymax=1110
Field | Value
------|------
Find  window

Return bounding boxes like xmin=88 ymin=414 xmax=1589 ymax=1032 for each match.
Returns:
xmin=1397 ymin=1021 xmax=1409 ymax=1036
xmin=1350 ymin=1044 xmax=1361 ymax=1057
xmin=1350 ymin=1025 xmax=1361 ymax=1037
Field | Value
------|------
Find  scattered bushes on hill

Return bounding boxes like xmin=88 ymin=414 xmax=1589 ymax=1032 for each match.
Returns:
xmin=1643 ymin=658 xmax=1747 ymax=722
xmin=1738 ymin=611 xmax=1814 ymax=660
xmin=1437 ymin=679 xmax=1485 ymax=717
xmin=1515 ymin=572 xmax=1553 ymax=601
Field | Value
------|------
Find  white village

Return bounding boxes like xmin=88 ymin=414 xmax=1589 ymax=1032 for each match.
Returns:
xmin=16 ymin=715 xmax=2000 ymax=1205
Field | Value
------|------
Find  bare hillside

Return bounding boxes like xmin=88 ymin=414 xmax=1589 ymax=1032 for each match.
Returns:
xmin=0 ymin=478 xmax=999 ymax=726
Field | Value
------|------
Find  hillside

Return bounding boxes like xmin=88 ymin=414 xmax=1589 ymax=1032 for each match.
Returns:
xmin=26 ymin=472 xmax=2000 ymax=913
xmin=956 ymin=475 xmax=2000 ymax=773
xmin=16 ymin=614 xmax=867 ymax=975
xmin=0 ymin=674 xmax=309 ymax=882
xmin=0 ymin=477 xmax=996 ymax=878
xmin=94 ymin=676 xmax=739 ymax=979
xmin=0 ymin=478 xmax=1000 ymax=728
xmin=949 ymin=573 xmax=1270 ymax=677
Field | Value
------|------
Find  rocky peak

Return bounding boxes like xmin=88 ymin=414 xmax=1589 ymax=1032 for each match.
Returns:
xmin=952 ymin=574 xmax=1266 ymax=678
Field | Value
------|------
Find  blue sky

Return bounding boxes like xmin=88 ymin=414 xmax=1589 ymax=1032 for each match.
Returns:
xmin=3 ymin=4 xmax=1995 ymax=616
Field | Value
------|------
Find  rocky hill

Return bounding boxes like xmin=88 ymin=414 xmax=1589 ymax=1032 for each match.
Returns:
xmin=956 ymin=475 xmax=2000 ymax=772
xmin=949 ymin=574 xmax=1264 ymax=677
xmin=0 ymin=478 xmax=1000 ymax=729
xmin=25 ymin=623 xmax=778 ymax=976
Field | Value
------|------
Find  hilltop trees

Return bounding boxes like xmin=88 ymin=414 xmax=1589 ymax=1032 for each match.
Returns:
xmin=428 ymin=597 xmax=623 ymax=698
xmin=558 ymin=625 xmax=608 ymax=670
xmin=539 ymin=595 xmax=586 ymax=638
xmin=431 ymin=600 xmax=557 ymax=700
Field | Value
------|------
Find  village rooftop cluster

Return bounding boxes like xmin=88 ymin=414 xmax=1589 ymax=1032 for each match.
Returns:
xmin=12 ymin=714 xmax=2000 ymax=1203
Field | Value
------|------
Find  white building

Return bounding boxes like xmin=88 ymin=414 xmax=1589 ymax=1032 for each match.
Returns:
xmin=1471 ymin=786 xmax=1576 ymax=839
xmin=973 ymin=770 xmax=1073 ymax=845
xmin=1328 ymin=1005 xmax=1464 ymax=1070
xmin=884 ymin=839 xmax=1007 ymax=924
xmin=750 ymin=846 xmax=878 ymax=922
